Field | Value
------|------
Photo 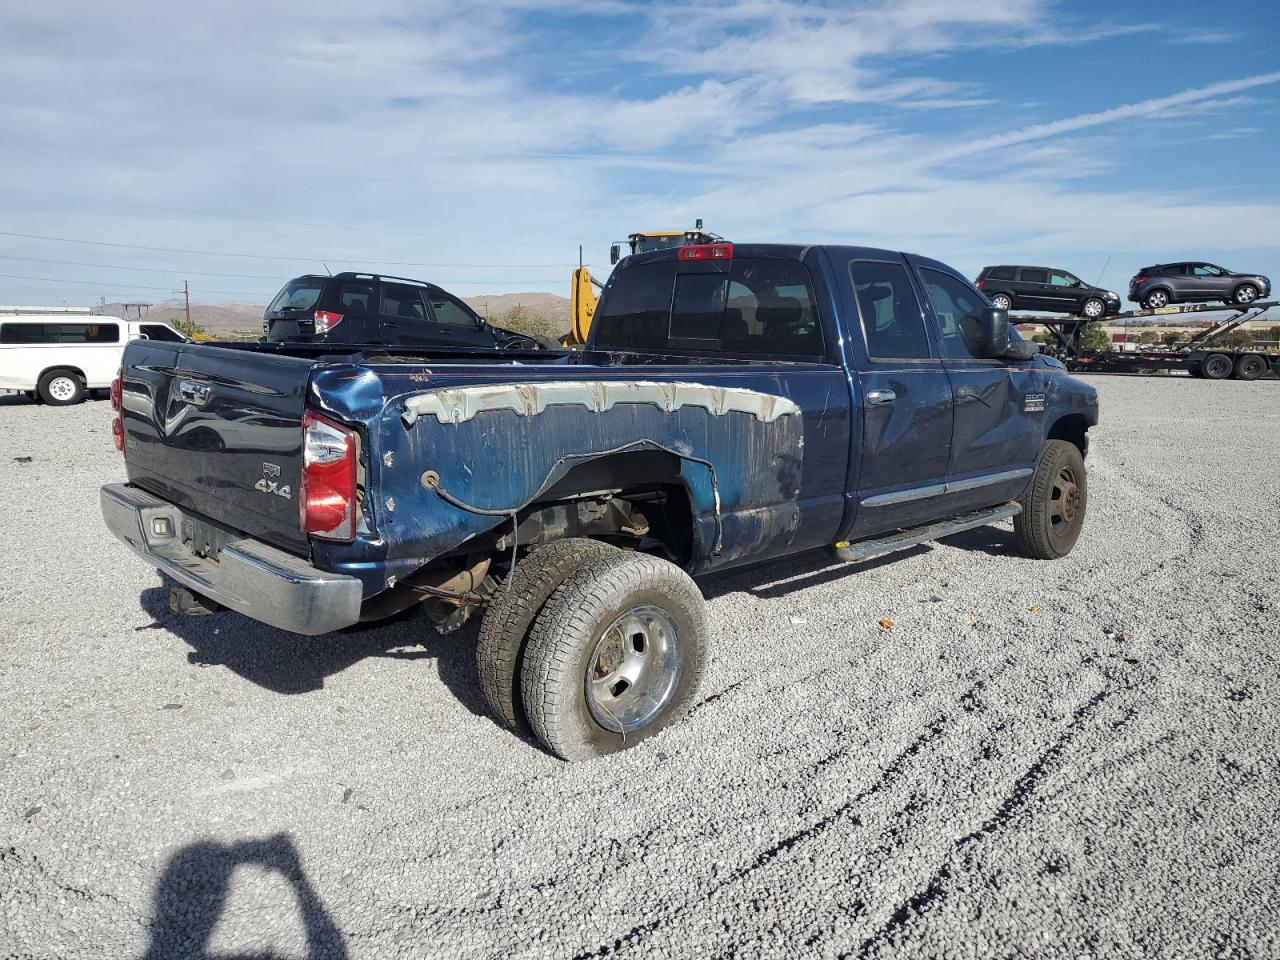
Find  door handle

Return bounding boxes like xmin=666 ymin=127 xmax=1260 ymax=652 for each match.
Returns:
xmin=866 ymin=388 xmax=896 ymax=405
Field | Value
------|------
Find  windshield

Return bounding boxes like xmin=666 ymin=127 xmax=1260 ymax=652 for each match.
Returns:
xmin=266 ymin=279 xmax=323 ymax=314
xmin=631 ymin=235 xmax=687 ymax=256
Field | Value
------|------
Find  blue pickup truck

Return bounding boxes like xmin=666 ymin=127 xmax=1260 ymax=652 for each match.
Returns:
xmin=102 ymin=242 xmax=1098 ymax=760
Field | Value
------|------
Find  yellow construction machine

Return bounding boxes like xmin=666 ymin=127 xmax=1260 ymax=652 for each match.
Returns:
xmin=564 ymin=221 xmax=724 ymax=346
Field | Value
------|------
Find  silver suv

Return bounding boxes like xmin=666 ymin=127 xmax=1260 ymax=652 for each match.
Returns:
xmin=1128 ymin=262 xmax=1271 ymax=309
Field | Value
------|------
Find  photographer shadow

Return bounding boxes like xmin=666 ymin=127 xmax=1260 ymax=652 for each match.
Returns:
xmin=142 ymin=833 xmax=346 ymax=960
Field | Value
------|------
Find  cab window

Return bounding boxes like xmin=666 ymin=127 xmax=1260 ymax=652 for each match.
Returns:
xmin=140 ymin=324 xmax=185 ymax=342
xmin=919 ymin=268 xmax=987 ymax=360
xmin=594 ymin=259 xmax=824 ymax=358
xmin=426 ymin=290 xmax=481 ymax=328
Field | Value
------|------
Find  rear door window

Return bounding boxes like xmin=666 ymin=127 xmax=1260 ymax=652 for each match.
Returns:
xmin=1019 ymin=268 xmax=1048 ymax=284
xmin=987 ymin=267 xmax=1016 ymax=281
xmin=380 ymin=283 xmax=436 ymax=341
xmin=850 ymin=260 xmax=931 ymax=360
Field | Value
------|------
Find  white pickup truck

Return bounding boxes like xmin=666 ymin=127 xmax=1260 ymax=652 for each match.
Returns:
xmin=0 ymin=315 xmax=188 ymax=404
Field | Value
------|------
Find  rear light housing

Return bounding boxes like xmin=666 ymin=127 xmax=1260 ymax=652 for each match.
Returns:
xmin=300 ymin=411 xmax=357 ymax=541
xmin=1133 ymin=275 xmax=1147 ymax=285
xmin=677 ymin=243 xmax=733 ymax=261
xmin=313 ymin=310 xmax=344 ymax=335
xmin=975 ymin=278 xmax=985 ymax=289
xmin=110 ymin=369 xmax=124 ymax=453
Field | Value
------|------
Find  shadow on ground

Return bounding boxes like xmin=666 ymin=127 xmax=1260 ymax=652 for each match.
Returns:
xmin=142 ymin=833 xmax=346 ymax=960
xmin=138 ymin=585 xmax=488 ymax=717
xmin=137 ymin=525 xmax=1020 ymax=715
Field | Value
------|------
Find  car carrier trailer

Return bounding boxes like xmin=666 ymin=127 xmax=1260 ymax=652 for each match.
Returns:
xmin=1026 ymin=300 xmax=1279 ymax=382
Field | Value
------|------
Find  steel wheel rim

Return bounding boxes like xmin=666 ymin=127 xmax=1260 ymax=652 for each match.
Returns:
xmin=1049 ymin=464 xmax=1083 ymax=547
xmin=1084 ymin=300 xmax=1102 ymax=318
xmin=1206 ymin=356 xmax=1231 ymax=378
xmin=994 ymin=295 xmax=1011 ymax=310
xmin=49 ymin=376 xmax=76 ymax=401
xmin=585 ymin=604 xmax=681 ymax=733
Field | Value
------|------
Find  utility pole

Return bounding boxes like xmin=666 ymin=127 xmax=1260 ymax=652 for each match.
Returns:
xmin=184 ymin=281 xmax=191 ymax=329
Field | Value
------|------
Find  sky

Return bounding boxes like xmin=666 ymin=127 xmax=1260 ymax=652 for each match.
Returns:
xmin=0 ymin=0 xmax=1278 ymax=307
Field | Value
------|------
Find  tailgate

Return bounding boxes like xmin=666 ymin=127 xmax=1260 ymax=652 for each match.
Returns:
xmin=120 ymin=340 xmax=315 ymax=555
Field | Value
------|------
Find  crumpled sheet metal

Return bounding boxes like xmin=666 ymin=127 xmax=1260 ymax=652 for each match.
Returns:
xmin=401 ymin=380 xmax=802 ymax=427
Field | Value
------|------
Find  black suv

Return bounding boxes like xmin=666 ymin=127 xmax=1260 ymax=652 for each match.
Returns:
xmin=1128 ymin=262 xmax=1271 ymax=310
xmin=263 ymin=273 xmax=555 ymax=349
xmin=976 ymin=265 xmax=1120 ymax=318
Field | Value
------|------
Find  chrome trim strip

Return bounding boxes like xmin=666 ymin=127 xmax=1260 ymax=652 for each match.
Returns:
xmin=860 ymin=467 xmax=1033 ymax=507
xmin=945 ymin=467 xmax=1034 ymax=494
xmin=861 ymin=483 xmax=947 ymax=507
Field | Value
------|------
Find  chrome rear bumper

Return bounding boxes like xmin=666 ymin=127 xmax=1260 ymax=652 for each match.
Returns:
xmin=101 ymin=482 xmax=362 ymax=636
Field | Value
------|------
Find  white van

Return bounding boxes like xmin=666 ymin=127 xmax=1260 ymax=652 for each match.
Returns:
xmin=0 ymin=315 xmax=188 ymax=405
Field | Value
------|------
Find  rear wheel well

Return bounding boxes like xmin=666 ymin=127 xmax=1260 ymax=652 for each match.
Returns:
xmin=1047 ymin=414 xmax=1090 ymax=456
xmin=512 ymin=450 xmax=696 ymax=566
xmin=39 ymin=364 xmax=86 ymax=385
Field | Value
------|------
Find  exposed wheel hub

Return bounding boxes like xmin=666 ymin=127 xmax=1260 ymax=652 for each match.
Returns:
xmin=586 ymin=605 xmax=681 ymax=734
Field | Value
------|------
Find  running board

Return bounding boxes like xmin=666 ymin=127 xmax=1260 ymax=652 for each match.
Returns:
xmin=834 ymin=502 xmax=1021 ymax=564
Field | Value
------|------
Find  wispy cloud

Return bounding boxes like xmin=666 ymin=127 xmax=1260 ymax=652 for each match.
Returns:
xmin=0 ymin=1 xmax=1276 ymax=305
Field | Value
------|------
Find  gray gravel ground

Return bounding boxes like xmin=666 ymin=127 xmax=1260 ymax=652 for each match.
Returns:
xmin=1 ymin=375 xmax=1277 ymax=959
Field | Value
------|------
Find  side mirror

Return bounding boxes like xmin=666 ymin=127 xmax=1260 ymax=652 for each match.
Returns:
xmin=610 ymin=244 xmax=621 ymax=265
xmin=978 ymin=306 xmax=1010 ymax=358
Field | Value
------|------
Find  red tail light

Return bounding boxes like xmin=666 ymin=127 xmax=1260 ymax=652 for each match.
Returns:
xmin=677 ymin=243 xmax=733 ymax=261
xmin=975 ymin=278 xmax=985 ymax=289
xmin=313 ymin=310 xmax=344 ymax=335
xmin=300 ymin=411 xmax=357 ymax=541
xmin=110 ymin=369 xmax=124 ymax=453
xmin=1133 ymin=275 xmax=1147 ymax=284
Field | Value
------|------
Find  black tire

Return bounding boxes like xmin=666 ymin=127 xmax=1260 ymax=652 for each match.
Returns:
xmin=1234 ymin=354 xmax=1267 ymax=382
xmin=1201 ymin=353 xmax=1233 ymax=380
xmin=1233 ymin=283 xmax=1260 ymax=305
xmin=37 ymin=368 xmax=85 ymax=406
xmin=1143 ymin=289 xmax=1171 ymax=309
xmin=521 ymin=552 xmax=708 ymax=761
xmin=991 ymin=293 xmax=1012 ymax=311
xmin=1014 ymin=440 xmax=1087 ymax=560
xmin=476 ymin=538 xmax=618 ymax=732
xmin=1081 ymin=297 xmax=1105 ymax=319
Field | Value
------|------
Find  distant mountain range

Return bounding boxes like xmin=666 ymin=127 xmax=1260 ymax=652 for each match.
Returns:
xmin=101 ymin=292 xmax=572 ymax=340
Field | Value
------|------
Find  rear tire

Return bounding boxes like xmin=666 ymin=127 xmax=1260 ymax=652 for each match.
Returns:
xmin=1234 ymin=354 xmax=1267 ymax=381
xmin=37 ymin=369 xmax=85 ymax=406
xmin=521 ymin=552 xmax=708 ymax=761
xmin=1202 ymin=353 xmax=1233 ymax=380
xmin=1014 ymin=440 xmax=1087 ymax=560
xmin=1143 ymin=289 xmax=1170 ymax=309
xmin=991 ymin=293 xmax=1012 ymax=311
xmin=476 ymin=538 xmax=618 ymax=733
